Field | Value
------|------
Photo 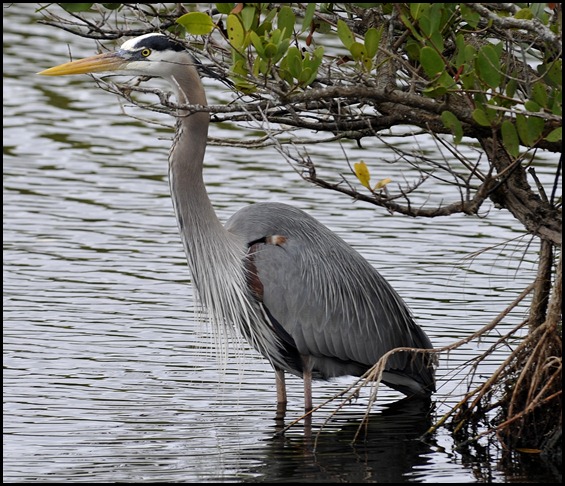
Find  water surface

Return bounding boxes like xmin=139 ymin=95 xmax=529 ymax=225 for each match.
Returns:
xmin=3 ymin=4 xmax=558 ymax=483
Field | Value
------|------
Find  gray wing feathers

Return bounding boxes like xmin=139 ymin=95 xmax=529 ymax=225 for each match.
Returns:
xmin=226 ymin=202 xmax=434 ymax=392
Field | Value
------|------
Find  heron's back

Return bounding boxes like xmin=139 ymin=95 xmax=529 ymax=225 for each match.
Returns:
xmin=226 ymin=202 xmax=435 ymax=396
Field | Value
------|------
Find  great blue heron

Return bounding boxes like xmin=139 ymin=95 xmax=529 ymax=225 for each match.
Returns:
xmin=39 ymin=33 xmax=436 ymax=416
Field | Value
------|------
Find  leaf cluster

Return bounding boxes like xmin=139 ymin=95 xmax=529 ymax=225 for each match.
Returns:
xmin=38 ymin=3 xmax=562 ymax=245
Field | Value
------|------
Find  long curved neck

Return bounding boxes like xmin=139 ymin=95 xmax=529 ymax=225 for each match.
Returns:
xmin=166 ymin=57 xmax=246 ymax=304
xmin=165 ymin=54 xmax=283 ymax=366
xmin=168 ymin=61 xmax=221 ymax=235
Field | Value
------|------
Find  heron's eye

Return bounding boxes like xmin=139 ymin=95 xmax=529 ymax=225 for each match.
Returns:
xmin=141 ymin=48 xmax=151 ymax=57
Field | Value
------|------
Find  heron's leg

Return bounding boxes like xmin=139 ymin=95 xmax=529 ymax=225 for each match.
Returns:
xmin=303 ymin=368 xmax=313 ymax=433
xmin=303 ymin=368 xmax=313 ymax=414
xmin=275 ymin=369 xmax=287 ymax=404
xmin=275 ymin=369 xmax=287 ymax=425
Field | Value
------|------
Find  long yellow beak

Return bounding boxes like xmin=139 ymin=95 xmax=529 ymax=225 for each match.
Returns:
xmin=38 ymin=52 xmax=127 ymax=76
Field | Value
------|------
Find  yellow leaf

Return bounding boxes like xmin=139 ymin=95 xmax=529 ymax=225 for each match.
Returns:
xmin=374 ymin=177 xmax=392 ymax=190
xmin=515 ymin=448 xmax=541 ymax=454
xmin=353 ymin=161 xmax=371 ymax=189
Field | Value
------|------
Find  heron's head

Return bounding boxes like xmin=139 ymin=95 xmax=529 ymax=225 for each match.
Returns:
xmin=38 ymin=33 xmax=187 ymax=78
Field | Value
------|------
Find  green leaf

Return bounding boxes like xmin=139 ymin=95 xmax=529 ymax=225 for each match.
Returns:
xmin=276 ymin=38 xmax=290 ymax=61
xmin=472 ymin=108 xmax=491 ymax=127
xmin=231 ymin=56 xmax=247 ymax=76
xmin=278 ymin=5 xmax=295 ymax=39
xmin=501 ymin=120 xmax=520 ymax=158
xmin=524 ymin=100 xmax=540 ymax=113
xmin=538 ymin=59 xmax=562 ymax=88
xmin=303 ymin=70 xmax=318 ymax=86
xmin=419 ymin=12 xmax=433 ymax=37
xmin=516 ymin=114 xmax=543 ymax=146
xmin=176 ymin=12 xmax=215 ymax=35
xmin=249 ymin=31 xmax=264 ymax=57
xmin=313 ymin=46 xmax=325 ymax=61
xmin=455 ymin=34 xmax=466 ymax=67
xmin=263 ymin=8 xmax=278 ymax=26
xmin=364 ymin=27 xmax=381 ymax=58
xmin=399 ymin=13 xmax=423 ymax=41
xmin=316 ymin=20 xmax=332 ymax=34
xmin=506 ymin=78 xmax=517 ymax=99
xmin=60 ymin=3 xmax=93 ymax=12
xmin=441 ymin=110 xmax=463 ymax=144
xmin=405 ymin=38 xmax=421 ymax=61
xmin=476 ymin=45 xmax=502 ymax=89
xmin=264 ymin=43 xmax=278 ymax=59
xmin=437 ymin=71 xmax=455 ymax=88
xmin=252 ymin=56 xmax=266 ymax=76
xmin=419 ymin=5 xmax=445 ymax=45
xmin=270 ymin=28 xmax=282 ymax=45
xmin=423 ymin=85 xmax=448 ymax=97
xmin=526 ymin=116 xmax=545 ymax=144
xmin=464 ymin=44 xmax=476 ymax=63
xmin=531 ymin=82 xmax=549 ymax=108
xmin=423 ymin=71 xmax=453 ymax=96
xmin=215 ymin=3 xmax=234 ymax=15
xmin=301 ymin=2 xmax=317 ymax=33
xmin=337 ymin=19 xmax=355 ymax=49
xmin=302 ymin=46 xmax=324 ymax=84
xmin=460 ymin=71 xmax=477 ymax=90
xmin=429 ymin=3 xmax=447 ymax=30
xmin=545 ymin=127 xmax=562 ymax=142
xmin=298 ymin=66 xmax=313 ymax=85
xmin=410 ymin=3 xmax=429 ymax=21
xmin=550 ymin=93 xmax=562 ymax=116
xmin=349 ymin=42 xmax=366 ymax=61
xmin=231 ymin=58 xmax=255 ymax=93
xmin=227 ymin=14 xmax=245 ymax=49
xmin=530 ymin=3 xmax=550 ymax=22
xmin=514 ymin=7 xmax=534 ymax=20
xmin=240 ymin=5 xmax=257 ymax=31
xmin=492 ymin=42 xmax=504 ymax=58
xmin=420 ymin=46 xmax=445 ymax=77
xmin=428 ymin=31 xmax=444 ymax=52
xmin=285 ymin=46 xmax=303 ymax=79
xmin=460 ymin=4 xmax=481 ymax=28
xmin=294 ymin=46 xmax=324 ymax=86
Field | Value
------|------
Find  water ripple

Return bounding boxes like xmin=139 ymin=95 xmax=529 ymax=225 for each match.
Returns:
xmin=3 ymin=4 xmax=555 ymax=483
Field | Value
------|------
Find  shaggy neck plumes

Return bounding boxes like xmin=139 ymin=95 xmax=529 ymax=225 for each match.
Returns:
xmin=166 ymin=57 xmax=255 ymax=347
